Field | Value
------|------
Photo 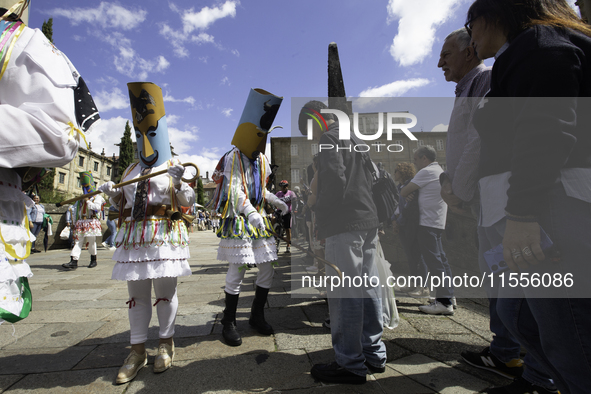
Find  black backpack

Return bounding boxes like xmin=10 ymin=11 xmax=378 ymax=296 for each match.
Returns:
xmin=365 ymin=159 xmax=399 ymax=225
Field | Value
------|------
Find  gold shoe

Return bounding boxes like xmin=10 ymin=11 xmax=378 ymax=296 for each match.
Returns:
xmin=116 ymin=350 xmax=147 ymax=384
xmin=153 ymin=342 xmax=174 ymax=373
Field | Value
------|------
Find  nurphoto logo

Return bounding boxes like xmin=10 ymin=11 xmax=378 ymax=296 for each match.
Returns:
xmin=304 ymin=108 xmax=418 ymax=153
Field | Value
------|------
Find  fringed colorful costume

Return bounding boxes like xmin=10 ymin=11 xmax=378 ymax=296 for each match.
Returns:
xmin=212 ymin=88 xmax=286 ymax=347
xmin=212 ymin=147 xmax=277 ymax=266
xmin=63 ymin=172 xmax=105 ymax=270
xmin=0 ymin=0 xmax=99 ymax=324
xmin=98 ymin=82 xmax=195 ymax=383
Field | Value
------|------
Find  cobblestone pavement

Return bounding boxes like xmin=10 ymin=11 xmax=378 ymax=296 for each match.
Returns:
xmin=0 ymin=230 xmax=509 ymax=393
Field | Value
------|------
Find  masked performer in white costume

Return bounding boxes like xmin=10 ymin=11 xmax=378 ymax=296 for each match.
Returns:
xmin=62 ymin=172 xmax=105 ymax=270
xmin=0 ymin=0 xmax=100 ymax=324
xmin=98 ymin=82 xmax=195 ymax=383
xmin=210 ymin=88 xmax=287 ymax=347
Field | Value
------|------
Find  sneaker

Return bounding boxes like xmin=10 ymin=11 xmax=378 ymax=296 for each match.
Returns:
xmin=408 ymin=287 xmax=430 ymax=298
xmin=486 ymin=377 xmax=558 ymax=394
xmin=286 ymin=246 xmax=291 ymax=253
xmin=101 ymin=241 xmax=108 ymax=248
xmin=461 ymin=347 xmax=524 ymax=379
xmin=364 ymin=361 xmax=386 ymax=374
xmin=452 ymin=296 xmax=457 ymax=309
xmin=153 ymin=342 xmax=174 ymax=373
xmin=311 ymin=361 xmax=366 ymax=385
xmin=116 ymin=350 xmax=147 ymax=384
xmin=418 ymin=301 xmax=454 ymax=315
xmin=305 ymin=265 xmax=319 ymax=274
xmin=109 ymin=246 xmax=117 ymax=251
xmin=322 ymin=318 xmax=331 ymax=329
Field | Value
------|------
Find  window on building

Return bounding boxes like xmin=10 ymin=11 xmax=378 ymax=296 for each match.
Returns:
xmin=394 ymin=140 xmax=403 ymax=147
xmin=113 ymin=169 xmax=118 ymax=178
xmin=58 ymin=172 xmax=66 ymax=184
xmin=311 ymin=144 xmax=318 ymax=156
xmin=107 ymin=166 xmax=111 ymax=176
xmin=418 ymin=140 xmax=425 ymax=146
xmin=291 ymin=169 xmax=300 ymax=184
xmin=78 ymin=156 xmax=84 ymax=166
xmin=291 ymin=144 xmax=298 ymax=156
xmin=77 ymin=177 xmax=80 ymax=187
xmin=436 ymin=140 xmax=444 ymax=151
xmin=94 ymin=161 xmax=99 ymax=171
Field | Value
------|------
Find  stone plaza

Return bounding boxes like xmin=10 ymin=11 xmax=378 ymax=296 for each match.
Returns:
xmin=0 ymin=230 xmax=510 ymax=393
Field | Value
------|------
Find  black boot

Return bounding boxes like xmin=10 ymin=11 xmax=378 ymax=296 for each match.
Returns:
xmin=249 ymin=286 xmax=274 ymax=335
xmin=221 ymin=292 xmax=242 ymax=346
xmin=62 ymin=257 xmax=78 ymax=270
xmin=88 ymin=255 xmax=97 ymax=268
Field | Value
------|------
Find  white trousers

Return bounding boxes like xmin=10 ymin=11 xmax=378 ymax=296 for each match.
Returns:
xmin=127 ymin=277 xmax=178 ymax=344
xmin=225 ymin=262 xmax=274 ymax=295
xmin=70 ymin=236 xmax=97 ymax=259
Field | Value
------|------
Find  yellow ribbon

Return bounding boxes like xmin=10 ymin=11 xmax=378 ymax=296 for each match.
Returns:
xmin=1 ymin=0 xmax=29 ymax=22
xmin=0 ymin=21 xmax=24 ymax=81
xmin=0 ymin=206 xmax=31 ymax=261
xmin=67 ymin=121 xmax=89 ymax=149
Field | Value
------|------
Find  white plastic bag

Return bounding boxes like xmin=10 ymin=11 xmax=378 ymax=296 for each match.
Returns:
xmin=375 ymin=241 xmax=399 ymax=329
xmin=59 ymin=226 xmax=70 ymax=240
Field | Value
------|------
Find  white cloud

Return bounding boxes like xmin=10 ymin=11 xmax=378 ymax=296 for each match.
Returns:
xmin=222 ymin=64 xmax=228 ymax=70
xmin=50 ymin=2 xmax=147 ymax=30
xmin=181 ymin=1 xmax=238 ymax=33
xmin=103 ymin=33 xmax=170 ymax=80
xmin=168 ymin=126 xmax=200 ymax=156
xmin=431 ymin=123 xmax=448 ymax=132
xmin=231 ymin=49 xmax=240 ymax=57
xmin=166 ymin=114 xmax=180 ymax=126
xmin=163 ymin=93 xmax=196 ymax=106
xmin=387 ymin=0 xmax=463 ymax=67
xmin=94 ymin=87 xmax=128 ymax=112
xmin=221 ymin=108 xmax=233 ymax=117
xmin=359 ymin=78 xmax=431 ymax=97
xmin=86 ymin=116 xmax=131 ymax=157
xmin=220 ymin=76 xmax=230 ymax=86
xmin=176 ymin=153 xmax=219 ymax=183
xmin=161 ymin=1 xmax=239 ymax=57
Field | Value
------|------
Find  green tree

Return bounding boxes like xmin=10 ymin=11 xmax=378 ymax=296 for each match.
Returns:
xmin=42 ymin=18 xmax=53 ymax=43
xmin=117 ymin=121 xmax=134 ymax=182
xmin=197 ymin=178 xmax=204 ymax=206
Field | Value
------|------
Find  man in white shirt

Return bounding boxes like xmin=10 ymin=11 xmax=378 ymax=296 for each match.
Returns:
xmin=401 ymin=146 xmax=453 ymax=315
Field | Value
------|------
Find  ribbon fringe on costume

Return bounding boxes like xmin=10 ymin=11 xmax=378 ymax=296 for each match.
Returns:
xmin=115 ymin=218 xmax=189 ymax=250
xmin=211 ymin=148 xmax=271 ymax=240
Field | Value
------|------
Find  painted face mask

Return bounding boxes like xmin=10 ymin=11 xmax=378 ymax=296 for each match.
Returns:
xmin=79 ymin=171 xmax=96 ymax=194
xmin=128 ymin=82 xmax=172 ymax=168
xmin=231 ymin=88 xmax=283 ymax=160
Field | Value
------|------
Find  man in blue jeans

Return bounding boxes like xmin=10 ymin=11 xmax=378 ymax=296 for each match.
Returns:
xmin=299 ymin=100 xmax=386 ymax=385
xmin=401 ymin=146 xmax=454 ymax=315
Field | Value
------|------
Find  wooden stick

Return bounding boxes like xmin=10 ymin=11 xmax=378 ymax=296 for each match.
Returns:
xmin=56 ymin=163 xmax=199 ymax=207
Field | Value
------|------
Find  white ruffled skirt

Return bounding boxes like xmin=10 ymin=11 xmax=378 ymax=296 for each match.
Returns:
xmin=217 ymin=237 xmax=277 ymax=265
xmin=111 ymin=218 xmax=192 ymax=281
xmin=73 ymin=218 xmax=102 ymax=239
xmin=0 ymin=169 xmax=34 ymax=322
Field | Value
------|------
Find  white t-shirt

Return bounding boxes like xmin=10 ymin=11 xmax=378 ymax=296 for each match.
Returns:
xmin=411 ymin=162 xmax=447 ymax=229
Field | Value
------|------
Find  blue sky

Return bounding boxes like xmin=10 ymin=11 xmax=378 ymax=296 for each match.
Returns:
xmin=29 ymin=0 xmax=579 ymax=177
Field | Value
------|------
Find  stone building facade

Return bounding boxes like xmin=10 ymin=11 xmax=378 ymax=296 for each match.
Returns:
xmin=53 ymin=145 xmax=118 ymax=198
